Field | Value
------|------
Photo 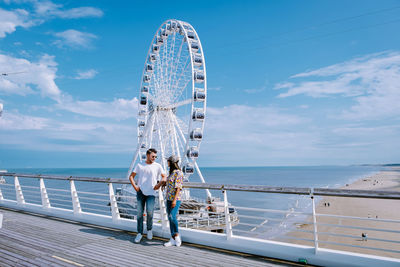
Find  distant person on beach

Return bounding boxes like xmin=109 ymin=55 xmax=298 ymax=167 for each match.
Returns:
xmin=155 ymin=155 xmax=184 ymax=247
xmin=129 ymin=148 xmax=166 ymax=243
xmin=361 ymin=232 xmax=368 ymax=241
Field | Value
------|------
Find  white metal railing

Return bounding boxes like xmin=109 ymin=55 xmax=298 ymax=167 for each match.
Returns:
xmin=0 ymin=172 xmax=400 ymax=266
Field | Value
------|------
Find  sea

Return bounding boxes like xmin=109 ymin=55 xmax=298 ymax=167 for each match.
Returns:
xmin=1 ymin=165 xmax=386 ymax=238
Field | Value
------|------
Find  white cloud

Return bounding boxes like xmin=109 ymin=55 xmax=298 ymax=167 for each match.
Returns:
xmin=0 ymin=110 xmax=136 ymax=152
xmin=275 ymin=51 xmax=400 ymax=120
xmin=0 ymin=111 xmax=50 ymax=130
xmin=74 ymin=69 xmax=98 ymax=80
xmin=53 ymin=29 xmax=97 ymax=49
xmin=0 ymin=8 xmax=32 ymax=38
xmin=0 ymin=53 xmax=60 ymax=101
xmin=58 ymin=97 xmax=138 ymax=120
xmin=32 ymin=1 xmax=103 ymax=19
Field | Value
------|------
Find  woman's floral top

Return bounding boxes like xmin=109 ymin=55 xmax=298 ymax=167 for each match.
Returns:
xmin=166 ymin=169 xmax=184 ymax=201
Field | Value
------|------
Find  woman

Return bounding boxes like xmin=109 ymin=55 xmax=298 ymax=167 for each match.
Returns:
xmin=163 ymin=155 xmax=184 ymax=247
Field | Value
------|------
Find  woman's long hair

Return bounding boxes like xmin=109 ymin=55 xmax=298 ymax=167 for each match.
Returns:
xmin=168 ymin=161 xmax=181 ymax=176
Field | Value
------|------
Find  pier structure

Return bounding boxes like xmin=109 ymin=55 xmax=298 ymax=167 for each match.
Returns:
xmin=1 ymin=172 xmax=400 ymax=266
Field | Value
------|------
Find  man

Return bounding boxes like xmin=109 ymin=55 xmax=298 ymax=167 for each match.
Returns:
xmin=129 ymin=148 xmax=166 ymax=243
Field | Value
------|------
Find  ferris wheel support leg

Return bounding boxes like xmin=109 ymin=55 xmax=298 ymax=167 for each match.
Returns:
xmin=194 ymin=162 xmax=212 ymax=200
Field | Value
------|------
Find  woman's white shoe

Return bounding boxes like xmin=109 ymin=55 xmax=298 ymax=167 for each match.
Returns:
xmin=164 ymin=237 xmax=176 ymax=247
xmin=175 ymin=235 xmax=182 ymax=247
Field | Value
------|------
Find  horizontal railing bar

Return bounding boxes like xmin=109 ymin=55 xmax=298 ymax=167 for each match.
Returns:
xmin=79 ymin=201 xmax=110 ymax=208
xmin=76 ymin=191 xmax=109 ymax=197
xmin=317 ymin=232 xmax=400 ymax=244
xmin=47 ymin=192 xmax=72 ymax=198
xmin=3 ymin=172 xmax=400 ymax=199
xmin=238 ymin=222 xmax=271 ymax=229
xmin=19 ymin=185 xmax=39 ymax=189
xmin=50 ymin=198 xmax=73 ymax=204
xmin=50 ymin=203 xmax=72 ymax=209
xmin=0 ymin=187 xmax=16 ymax=191
xmin=0 ymin=183 xmax=15 ymax=187
xmin=81 ymin=206 xmax=111 ymax=213
xmin=279 ymin=235 xmax=320 ymax=243
xmin=317 ymin=222 xmax=400 ymax=234
xmin=116 ymin=195 xmax=137 ymax=200
xmin=116 ymin=206 xmax=136 ymax=211
xmin=78 ymin=196 xmax=109 ymax=202
xmin=46 ymin=188 xmax=70 ymax=193
xmin=18 ymin=189 xmax=39 ymax=194
xmin=233 ymin=206 xmax=309 ymax=215
xmin=317 ymin=240 xmax=400 ymax=254
xmin=317 ymin=213 xmax=400 ymax=224
xmin=2 ymin=173 xmax=129 ymax=184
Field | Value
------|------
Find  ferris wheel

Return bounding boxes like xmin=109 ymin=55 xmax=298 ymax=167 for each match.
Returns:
xmin=127 ymin=19 xmax=210 ymax=198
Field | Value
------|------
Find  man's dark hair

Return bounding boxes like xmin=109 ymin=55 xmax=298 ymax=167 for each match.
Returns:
xmin=146 ymin=148 xmax=157 ymax=155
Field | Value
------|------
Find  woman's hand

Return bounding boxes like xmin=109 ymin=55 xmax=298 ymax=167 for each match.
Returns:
xmin=171 ymin=200 xmax=176 ymax=208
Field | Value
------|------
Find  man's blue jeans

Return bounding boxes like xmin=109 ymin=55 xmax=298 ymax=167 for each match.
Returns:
xmin=136 ymin=190 xmax=155 ymax=234
xmin=166 ymin=200 xmax=181 ymax=237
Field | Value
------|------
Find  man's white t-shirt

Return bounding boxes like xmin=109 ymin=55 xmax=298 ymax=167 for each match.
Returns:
xmin=133 ymin=162 xmax=165 ymax=196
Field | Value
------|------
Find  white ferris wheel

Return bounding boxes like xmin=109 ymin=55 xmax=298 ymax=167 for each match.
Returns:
xmin=127 ymin=19 xmax=211 ymax=199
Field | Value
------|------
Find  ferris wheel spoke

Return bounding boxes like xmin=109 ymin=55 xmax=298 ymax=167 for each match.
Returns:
xmin=167 ymin=31 xmax=177 ymax=93
xmin=161 ymin=98 xmax=191 ymax=109
xmin=170 ymin=55 xmax=191 ymax=101
xmin=169 ymin=35 xmax=186 ymax=94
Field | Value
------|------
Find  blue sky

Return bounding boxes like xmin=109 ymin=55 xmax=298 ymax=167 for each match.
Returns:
xmin=1 ymin=0 xmax=400 ymax=168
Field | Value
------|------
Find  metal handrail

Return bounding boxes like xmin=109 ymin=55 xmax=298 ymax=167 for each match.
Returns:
xmin=3 ymin=172 xmax=400 ymax=199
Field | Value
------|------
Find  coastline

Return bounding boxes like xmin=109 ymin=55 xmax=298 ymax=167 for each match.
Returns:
xmin=278 ymin=167 xmax=400 ymax=259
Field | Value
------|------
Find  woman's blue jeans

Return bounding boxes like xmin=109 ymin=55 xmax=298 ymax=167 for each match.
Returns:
xmin=166 ymin=200 xmax=181 ymax=237
xmin=136 ymin=190 xmax=155 ymax=234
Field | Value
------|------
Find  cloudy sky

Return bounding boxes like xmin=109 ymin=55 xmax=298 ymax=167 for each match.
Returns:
xmin=1 ymin=0 xmax=399 ymax=168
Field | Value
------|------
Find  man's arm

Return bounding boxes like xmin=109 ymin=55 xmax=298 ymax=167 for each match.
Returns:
xmin=153 ymin=173 xmax=167 ymax=190
xmin=129 ymin=172 xmax=140 ymax=192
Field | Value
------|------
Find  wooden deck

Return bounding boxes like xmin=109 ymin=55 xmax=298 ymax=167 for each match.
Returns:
xmin=0 ymin=207 xmax=302 ymax=267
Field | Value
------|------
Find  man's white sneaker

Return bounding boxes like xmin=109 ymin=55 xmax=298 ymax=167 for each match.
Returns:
xmin=175 ymin=235 xmax=182 ymax=247
xmin=147 ymin=230 xmax=153 ymax=240
xmin=164 ymin=237 xmax=175 ymax=247
xmin=134 ymin=233 xmax=142 ymax=243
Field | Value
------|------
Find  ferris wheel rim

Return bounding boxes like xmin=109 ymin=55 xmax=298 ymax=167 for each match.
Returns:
xmin=131 ymin=19 xmax=207 ymax=178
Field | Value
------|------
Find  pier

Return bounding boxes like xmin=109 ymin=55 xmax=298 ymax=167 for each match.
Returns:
xmin=1 ymin=172 xmax=400 ymax=266
xmin=0 ymin=207 xmax=292 ymax=266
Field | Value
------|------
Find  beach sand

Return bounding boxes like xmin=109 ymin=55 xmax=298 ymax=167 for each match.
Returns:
xmin=279 ymin=167 xmax=400 ymax=259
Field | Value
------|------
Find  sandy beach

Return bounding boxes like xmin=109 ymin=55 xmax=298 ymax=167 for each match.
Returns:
xmin=280 ymin=167 xmax=400 ymax=259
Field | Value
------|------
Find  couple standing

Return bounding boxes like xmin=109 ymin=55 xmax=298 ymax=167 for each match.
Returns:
xmin=129 ymin=148 xmax=183 ymax=247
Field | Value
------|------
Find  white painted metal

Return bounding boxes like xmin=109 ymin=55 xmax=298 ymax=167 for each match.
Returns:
xmin=311 ymin=190 xmax=319 ymax=254
xmin=70 ymin=180 xmax=81 ymax=214
xmin=40 ymin=178 xmax=50 ymax=208
xmin=108 ymin=183 xmax=120 ymax=221
xmin=223 ymin=190 xmax=233 ymax=239
xmin=14 ymin=176 xmax=25 ymax=205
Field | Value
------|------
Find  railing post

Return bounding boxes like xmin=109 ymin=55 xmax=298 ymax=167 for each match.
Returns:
xmin=223 ymin=189 xmax=233 ymax=239
xmin=40 ymin=178 xmax=51 ymax=208
xmin=0 ymin=186 xmax=3 ymax=201
xmin=311 ymin=188 xmax=319 ymax=253
xmin=108 ymin=183 xmax=120 ymax=221
xmin=70 ymin=180 xmax=82 ymax=214
xmin=158 ymin=189 xmax=168 ymax=229
xmin=14 ymin=176 xmax=25 ymax=205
